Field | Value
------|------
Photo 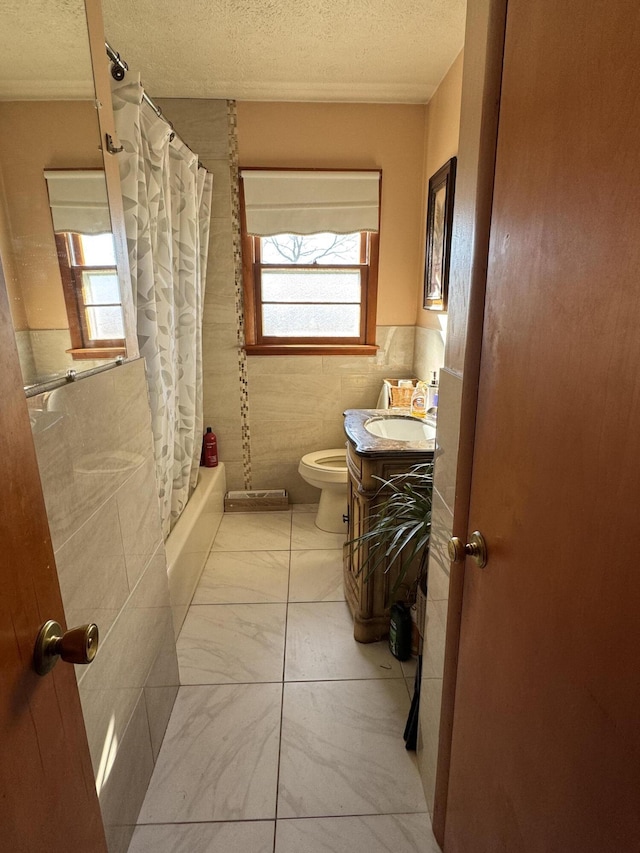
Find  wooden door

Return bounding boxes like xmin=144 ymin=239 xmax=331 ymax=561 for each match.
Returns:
xmin=445 ymin=1 xmax=640 ymax=850
xmin=0 ymin=273 xmax=106 ymax=849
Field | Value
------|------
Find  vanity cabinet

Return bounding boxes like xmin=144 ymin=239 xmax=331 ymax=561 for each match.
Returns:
xmin=343 ymin=441 xmax=433 ymax=643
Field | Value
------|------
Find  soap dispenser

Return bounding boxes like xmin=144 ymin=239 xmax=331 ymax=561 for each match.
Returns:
xmin=410 ymin=381 xmax=428 ymax=419
xmin=427 ymin=371 xmax=439 ymax=414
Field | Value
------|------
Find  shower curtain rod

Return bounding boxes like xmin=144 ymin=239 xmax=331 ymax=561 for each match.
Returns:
xmin=105 ymin=41 xmax=205 ymax=169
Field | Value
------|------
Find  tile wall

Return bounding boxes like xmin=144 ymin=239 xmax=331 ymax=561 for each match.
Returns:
xmin=28 ymin=359 xmax=179 ymax=853
xmin=247 ymin=324 xmax=418 ymax=502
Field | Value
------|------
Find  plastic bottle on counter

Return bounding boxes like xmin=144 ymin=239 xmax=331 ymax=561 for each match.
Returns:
xmin=202 ymin=427 xmax=218 ymax=467
xmin=410 ymin=381 xmax=428 ymax=418
xmin=427 ymin=371 xmax=439 ymax=414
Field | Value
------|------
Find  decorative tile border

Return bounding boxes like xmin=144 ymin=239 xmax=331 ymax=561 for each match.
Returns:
xmin=227 ymin=100 xmax=252 ymax=489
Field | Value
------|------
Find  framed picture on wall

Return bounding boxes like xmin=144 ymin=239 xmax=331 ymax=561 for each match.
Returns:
xmin=423 ymin=156 xmax=457 ymax=311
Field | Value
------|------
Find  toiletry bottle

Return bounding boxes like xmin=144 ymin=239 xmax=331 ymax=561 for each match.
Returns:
xmin=410 ymin=381 xmax=427 ymax=418
xmin=202 ymin=427 xmax=218 ymax=467
xmin=428 ymin=371 xmax=439 ymax=413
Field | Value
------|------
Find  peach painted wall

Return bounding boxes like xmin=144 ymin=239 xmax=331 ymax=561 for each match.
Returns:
xmin=236 ymin=101 xmax=427 ymax=326
xmin=416 ymin=51 xmax=464 ymax=328
xmin=0 ymin=101 xmax=103 ymax=330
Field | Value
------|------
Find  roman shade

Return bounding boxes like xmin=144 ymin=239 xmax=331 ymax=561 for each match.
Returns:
xmin=44 ymin=170 xmax=111 ymax=234
xmin=241 ymin=169 xmax=381 ymax=236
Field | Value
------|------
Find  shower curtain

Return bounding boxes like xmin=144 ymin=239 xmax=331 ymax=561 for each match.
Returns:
xmin=111 ymin=75 xmax=213 ymax=537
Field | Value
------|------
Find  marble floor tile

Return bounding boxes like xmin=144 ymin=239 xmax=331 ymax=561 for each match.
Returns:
xmin=292 ymin=503 xmax=318 ymax=513
xmin=289 ymin=550 xmax=345 ymax=602
xmin=193 ymin=550 xmax=290 ymax=604
xmin=138 ymin=684 xmax=281 ymax=823
xmin=178 ymin=603 xmax=287 ymax=684
xmin=278 ymin=680 xmax=426 ymax=818
xmin=129 ymin=821 xmax=275 ymax=853
xmin=211 ymin=512 xmax=292 ymax=552
xmin=291 ymin=514 xmax=347 ymax=551
xmin=275 ymin=814 xmax=439 ymax=853
xmin=285 ymin=602 xmax=403 ymax=681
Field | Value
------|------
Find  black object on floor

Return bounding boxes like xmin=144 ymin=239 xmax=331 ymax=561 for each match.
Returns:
xmin=403 ymin=653 xmax=423 ymax=750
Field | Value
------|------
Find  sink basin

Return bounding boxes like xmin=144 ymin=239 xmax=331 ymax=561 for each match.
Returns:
xmin=364 ymin=416 xmax=436 ymax=442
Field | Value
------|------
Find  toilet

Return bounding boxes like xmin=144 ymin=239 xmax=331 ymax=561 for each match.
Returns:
xmin=298 ymin=448 xmax=349 ymax=533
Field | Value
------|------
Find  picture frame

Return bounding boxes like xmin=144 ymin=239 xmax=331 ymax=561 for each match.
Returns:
xmin=423 ymin=156 xmax=457 ymax=311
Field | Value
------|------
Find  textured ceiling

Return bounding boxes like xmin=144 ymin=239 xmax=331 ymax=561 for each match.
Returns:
xmin=0 ymin=0 xmax=466 ymax=103
xmin=0 ymin=0 xmax=94 ymax=99
xmin=101 ymin=0 xmax=466 ymax=103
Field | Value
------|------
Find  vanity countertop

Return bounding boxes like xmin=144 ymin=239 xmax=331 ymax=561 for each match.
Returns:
xmin=343 ymin=408 xmax=436 ymax=458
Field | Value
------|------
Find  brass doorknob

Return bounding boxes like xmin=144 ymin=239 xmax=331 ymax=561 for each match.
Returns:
xmin=33 ymin=620 xmax=99 ymax=676
xmin=448 ymin=531 xmax=488 ymax=568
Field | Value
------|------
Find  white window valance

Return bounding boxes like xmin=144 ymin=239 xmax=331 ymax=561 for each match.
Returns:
xmin=44 ymin=170 xmax=111 ymax=235
xmin=241 ymin=169 xmax=381 ymax=236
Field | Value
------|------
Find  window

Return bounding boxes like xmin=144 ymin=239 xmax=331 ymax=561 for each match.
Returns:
xmin=54 ymin=231 xmax=125 ymax=359
xmin=241 ymin=169 xmax=380 ymax=355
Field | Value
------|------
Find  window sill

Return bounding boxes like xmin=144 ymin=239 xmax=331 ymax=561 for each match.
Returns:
xmin=67 ymin=347 xmax=126 ymax=360
xmin=244 ymin=344 xmax=379 ymax=357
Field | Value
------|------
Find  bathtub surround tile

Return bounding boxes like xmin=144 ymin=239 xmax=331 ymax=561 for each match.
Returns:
xmin=138 ymin=683 xmax=282 ymax=823
xmin=128 ymin=821 xmax=275 ymax=853
xmin=155 ymin=99 xmax=231 ymax=161
xmin=54 ymin=495 xmax=128 ymax=637
xmin=211 ymin=511 xmax=292 ymax=551
xmin=144 ymin=685 xmax=179 ymax=763
xmin=77 ymin=550 xmax=176 ymax=766
xmin=291 ymin=513 xmax=347 ymax=550
xmin=98 ymin=692 xmax=155 ymax=853
xmin=278 ymin=679 xmax=425 ymax=818
xmin=274 ymin=814 xmax=440 ymax=853
xmin=177 ymin=603 xmax=287 ymax=684
xmin=289 ymin=549 xmax=344 ymax=602
xmin=285 ymin=602 xmax=402 ymax=681
xmin=194 ymin=550 xmax=290 ymax=604
xmin=116 ymin=456 xmax=163 ymax=590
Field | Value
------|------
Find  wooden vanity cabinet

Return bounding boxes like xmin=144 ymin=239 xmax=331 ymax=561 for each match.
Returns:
xmin=343 ymin=441 xmax=433 ymax=643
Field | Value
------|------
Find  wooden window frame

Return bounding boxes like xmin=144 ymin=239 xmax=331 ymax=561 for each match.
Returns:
xmin=54 ymin=232 xmax=126 ymax=360
xmin=240 ymin=175 xmax=380 ymax=357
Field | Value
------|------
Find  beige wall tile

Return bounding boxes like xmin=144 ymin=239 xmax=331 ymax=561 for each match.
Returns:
xmin=249 ymin=373 xmax=341 ymax=422
xmin=416 ymin=676 xmax=443 ymax=815
xmin=55 ymin=496 xmax=128 ymax=637
xmin=251 ymin=418 xmax=325 ymax=462
xmin=433 ymin=367 xmax=462 ymax=513
xmin=413 ymin=324 xmax=446 ymax=383
xmin=247 ymin=355 xmax=324 ymax=376
xmin=155 ymin=99 xmax=230 ymax=160
xmin=116 ymin=456 xmax=163 ymax=590
xmin=98 ymin=692 xmax=154 ymax=853
xmin=252 ymin=460 xmax=317 ymax=504
xmin=31 ymin=361 xmax=150 ymax=552
xmin=427 ymin=490 xmax=453 ymax=603
xmin=223 ymin=460 xmax=246 ymax=491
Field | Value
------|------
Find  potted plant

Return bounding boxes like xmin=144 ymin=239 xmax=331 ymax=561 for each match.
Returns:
xmin=347 ymin=460 xmax=434 ymax=613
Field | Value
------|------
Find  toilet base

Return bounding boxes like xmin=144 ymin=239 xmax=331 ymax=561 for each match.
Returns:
xmin=315 ymin=487 xmax=348 ymax=534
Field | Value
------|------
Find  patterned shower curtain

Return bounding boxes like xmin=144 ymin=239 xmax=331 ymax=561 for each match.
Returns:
xmin=111 ymin=75 xmax=213 ymax=537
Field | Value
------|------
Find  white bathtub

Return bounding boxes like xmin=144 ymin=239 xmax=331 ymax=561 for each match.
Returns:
xmin=165 ymin=464 xmax=226 ymax=637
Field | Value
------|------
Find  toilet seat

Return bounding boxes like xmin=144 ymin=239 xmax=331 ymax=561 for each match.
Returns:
xmin=299 ymin=449 xmax=348 ymax=484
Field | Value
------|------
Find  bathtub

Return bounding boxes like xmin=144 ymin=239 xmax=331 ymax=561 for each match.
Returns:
xmin=165 ymin=463 xmax=226 ymax=637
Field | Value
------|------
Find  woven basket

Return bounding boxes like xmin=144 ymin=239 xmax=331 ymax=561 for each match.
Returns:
xmin=385 ymin=378 xmax=418 ymax=408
